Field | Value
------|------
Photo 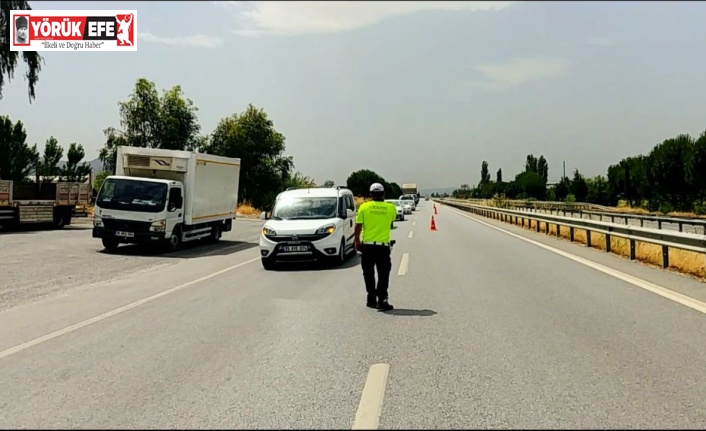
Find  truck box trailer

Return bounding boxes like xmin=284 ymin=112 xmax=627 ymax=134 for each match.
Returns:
xmin=92 ymin=146 xmax=241 ymax=252
xmin=401 ymin=183 xmax=420 ymax=204
xmin=0 ymin=180 xmax=90 ymax=229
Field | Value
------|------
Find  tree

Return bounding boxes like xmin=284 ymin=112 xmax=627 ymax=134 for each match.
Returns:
xmin=286 ymin=172 xmax=316 ymax=189
xmin=199 ymin=104 xmax=293 ymax=210
xmin=647 ymin=134 xmax=694 ymax=211
xmin=480 ymin=161 xmax=490 ymax=185
xmin=514 ymin=171 xmax=546 ymax=200
xmin=346 ymin=169 xmax=386 ymax=197
xmin=554 ymin=176 xmax=571 ymax=201
xmin=496 ymin=168 xmax=502 ymax=183
xmin=321 ymin=179 xmax=335 ymax=188
xmin=38 ymin=136 xmax=63 ymax=181
xmin=524 ymin=154 xmax=548 ymax=183
xmin=585 ymin=175 xmax=611 ymax=206
xmin=537 ymin=156 xmax=548 ymax=183
xmin=388 ymin=182 xmax=403 ymax=199
xmin=60 ymin=143 xmax=92 ymax=182
xmin=98 ymin=78 xmax=201 ymax=173
xmin=93 ymin=170 xmax=109 ymax=192
xmin=0 ymin=1 xmax=44 ymax=103
xmin=0 ymin=115 xmax=38 ymax=182
xmin=569 ymin=169 xmax=589 ymax=202
xmin=686 ymin=130 xmax=706 ymax=200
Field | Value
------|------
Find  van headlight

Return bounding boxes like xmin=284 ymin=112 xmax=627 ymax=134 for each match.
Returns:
xmin=262 ymin=226 xmax=277 ymax=236
xmin=316 ymin=224 xmax=336 ymax=235
xmin=150 ymin=220 xmax=166 ymax=232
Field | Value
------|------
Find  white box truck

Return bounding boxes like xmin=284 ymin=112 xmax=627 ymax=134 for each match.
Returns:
xmin=92 ymin=146 xmax=241 ymax=252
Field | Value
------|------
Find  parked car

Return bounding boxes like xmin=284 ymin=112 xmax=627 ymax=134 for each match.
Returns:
xmin=385 ymin=199 xmax=406 ymax=221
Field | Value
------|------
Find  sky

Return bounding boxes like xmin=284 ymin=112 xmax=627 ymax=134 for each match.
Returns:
xmin=3 ymin=1 xmax=706 ymax=191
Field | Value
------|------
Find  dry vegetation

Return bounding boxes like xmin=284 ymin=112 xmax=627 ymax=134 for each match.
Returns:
xmin=493 ymin=213 xmax=706 ymax=279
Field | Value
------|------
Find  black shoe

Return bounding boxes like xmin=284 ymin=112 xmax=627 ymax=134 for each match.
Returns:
xmin=376 ymin=300 xmax=394 ymax=311
xmin=366 ymin=295 xmax=377 ymax=308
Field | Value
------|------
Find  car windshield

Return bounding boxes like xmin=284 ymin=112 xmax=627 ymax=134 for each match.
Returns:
xmin=271 ymin=196 xmax=338 ymax=220
xmin=96 ymin=178 xmax=168 ymax=213
xmin=385 ymin=200 xmax=402 ymax=207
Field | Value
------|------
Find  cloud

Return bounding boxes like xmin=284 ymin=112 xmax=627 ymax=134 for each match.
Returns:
xmin=464 ymin=56 xmax=571 ymax=90
xmin=140 ymin=32 xmax=223 ymax=48
xmin=216 ymin=1 xmax=517 ymax=36
xmin=586 ymin=36 xmax=615 ymax=47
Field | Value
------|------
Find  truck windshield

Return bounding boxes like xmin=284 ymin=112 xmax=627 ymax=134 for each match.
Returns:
xmin=271 ymin=197 xmax=338 ymax=220
xmin=96 ymin=178 xmax=168 ymax=213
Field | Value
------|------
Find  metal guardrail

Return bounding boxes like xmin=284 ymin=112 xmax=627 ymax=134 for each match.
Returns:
xmin=438 ymin=199 xmax=706 ymax=271
xmin=444 ymin=198 xmax=706 ymax=235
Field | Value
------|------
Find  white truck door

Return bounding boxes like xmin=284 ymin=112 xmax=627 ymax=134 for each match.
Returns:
xmin=166 ymin=186 xmax=184 ymax=235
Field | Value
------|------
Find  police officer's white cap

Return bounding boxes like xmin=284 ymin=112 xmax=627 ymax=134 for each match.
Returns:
xmin=369 ymin=183 xmax=384 ymax=192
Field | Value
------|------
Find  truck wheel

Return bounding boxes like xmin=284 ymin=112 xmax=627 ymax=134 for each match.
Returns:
xmin=53 ymin=212 xmax=66 ymax=229
xmin=261 ymin=258 xmax=275 ymax=270
xmin=166 ymin=226 xmax=182 ymax=252
xmin=102 ymin=238 xmax=120 ymax=251
xmin=209 ymin=224 xmax=221 ymax=243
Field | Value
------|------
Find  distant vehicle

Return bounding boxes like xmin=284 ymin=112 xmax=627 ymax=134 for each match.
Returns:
xmin=92 ymin=146 xmax=241 ymax=253
xmin=399 ymin=194 xmax=417 ymax=210
xmin=259 ymin=186 xmax=357 ymax=270
xmin=402 ymin=183 xmax=419 ymax=205
xmin=0 ymin=179 xmax=90 ymax=229
xmin=425 ymin=195 xmax=430 ymax=201
xmin=385 ymin=199 xmax=406 ymax=221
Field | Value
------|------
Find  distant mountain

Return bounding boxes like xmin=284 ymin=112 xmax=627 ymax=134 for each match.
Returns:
xmin=30 ymin=158 xmax=104 ymax=175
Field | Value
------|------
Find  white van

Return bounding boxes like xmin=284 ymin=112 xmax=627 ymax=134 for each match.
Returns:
xmin=259 ymin=186 xmax=357 ymax=270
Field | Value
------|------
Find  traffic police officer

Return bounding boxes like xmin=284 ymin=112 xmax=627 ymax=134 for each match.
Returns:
xmin=354 ymin=182 xmax=397 ymax=311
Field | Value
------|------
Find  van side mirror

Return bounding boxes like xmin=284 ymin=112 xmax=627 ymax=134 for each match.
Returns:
xmin=260 ymin=211 xmax=268 ymax=220
xmin=346 ymin=209 xmax=354 ymax=219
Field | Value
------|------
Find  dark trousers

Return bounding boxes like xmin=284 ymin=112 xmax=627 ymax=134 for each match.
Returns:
xmin=360 ymin=244 xmax=392 ymax=301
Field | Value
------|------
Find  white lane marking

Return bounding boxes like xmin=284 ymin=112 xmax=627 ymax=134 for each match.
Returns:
xmin=0 ymin=256 xmax=260 ymax=360
xmin=412 ymin=221 xmax=416 ymax=226
xmin=408 ymin=231 xmax=414 ymax=239
xmin=397 ymin=253 xmax=410 ymax=276
xmin=352 ymin=363 xmax=390 ymax=430
xmin=444 ymin=206 xmax=706 ymax=315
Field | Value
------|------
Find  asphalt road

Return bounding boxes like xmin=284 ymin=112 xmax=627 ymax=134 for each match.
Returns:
xmin=0 ymin=218 xmax=262 ymax=311
xmin=2 ymin=201 xmax=706 ymax=428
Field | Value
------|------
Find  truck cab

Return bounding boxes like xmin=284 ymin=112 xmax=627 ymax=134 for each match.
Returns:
xmin=93 ymin=175 xmax=184 ymax=250
xmin=92 ymin=146 xmax=241 ymax=253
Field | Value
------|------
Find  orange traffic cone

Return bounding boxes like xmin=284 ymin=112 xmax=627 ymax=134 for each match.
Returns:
xmin=433 ymin=204 xmax=437 ymax=214
xmin=430 ymin=215 xmax=437 ymax=231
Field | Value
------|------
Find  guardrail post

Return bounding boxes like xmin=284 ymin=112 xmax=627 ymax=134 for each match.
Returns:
xmin=658 ymin=220 xmax=662 ymax=230
xmin=536 ymin=220 xmax=540 ymax=232
xmin=662 ymin=246 xmax=669 ymax=268
xmin=586 ymin=230 xmax=592 ymax=247
xmin=678 ymin=222 xmax=683 ymax=232
xmin=556 ymin=223 xmax=561 ymax=238
xmin=605 ymin=233 xmax=611 ymax=252
xmin=610 ymin=215 xmax=615 ymax=223
xmin=569 ymin=226 xmax=575 ymax=242
xmin=629 ymin=239 xmax=636 ymax=260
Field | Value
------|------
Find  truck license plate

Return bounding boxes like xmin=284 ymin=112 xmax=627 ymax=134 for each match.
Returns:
xmin=115 ymin=231 xmax=135 ymax=238
xmin=282 ymin=245 xmax=308 ymax=252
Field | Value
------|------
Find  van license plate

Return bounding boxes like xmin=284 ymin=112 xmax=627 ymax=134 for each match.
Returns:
xmin=282 ymin=245 xmax=308 ymax=252
xmin=115 ymin=231 xmax=134 ymax=238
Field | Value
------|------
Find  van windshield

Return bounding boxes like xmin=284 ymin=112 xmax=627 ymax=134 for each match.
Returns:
xmin=272 ymin=197 xmax=338 ymax=220
xmin=96 ymin=178 xmax=168 ymax=213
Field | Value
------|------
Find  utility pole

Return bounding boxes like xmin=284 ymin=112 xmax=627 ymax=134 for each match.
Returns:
xmin=563 ymin=160 xmax=566 ymax=181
